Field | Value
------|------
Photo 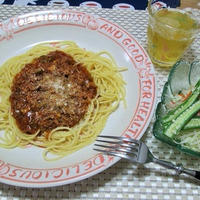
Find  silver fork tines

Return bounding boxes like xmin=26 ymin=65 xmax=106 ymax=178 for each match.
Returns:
xmin=94 ymin=143 xmax=137 ymax=156
xmin=95 ymin=139 xmax=138 ymax=149
xmin=93 ymin=135 xmax=200 ymax=181
xmin=94 ymin=136 xmax=139 ymax=161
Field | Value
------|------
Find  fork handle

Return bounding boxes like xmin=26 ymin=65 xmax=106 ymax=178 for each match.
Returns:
xmin=153 ymin=158 xmax=200 ymax=181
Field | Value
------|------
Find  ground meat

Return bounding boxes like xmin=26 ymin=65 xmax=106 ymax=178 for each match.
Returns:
xmin=9 ymin=50 xmax=97 ymax=135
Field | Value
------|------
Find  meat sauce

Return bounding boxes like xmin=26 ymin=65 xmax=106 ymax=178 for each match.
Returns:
xmin=10 ymin=50 xmax=97 ymax=135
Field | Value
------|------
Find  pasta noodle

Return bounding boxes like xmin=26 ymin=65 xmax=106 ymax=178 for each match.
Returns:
xmin=0 ymin=41 xmax=126 ymax=161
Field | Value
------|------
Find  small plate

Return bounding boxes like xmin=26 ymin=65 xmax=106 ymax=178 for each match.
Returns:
xmin=153 ymin=59 xmax=200 ymax=157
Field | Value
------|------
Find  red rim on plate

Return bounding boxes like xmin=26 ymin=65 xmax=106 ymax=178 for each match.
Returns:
xmin=0 ymin=9 xmax=156 ymax=188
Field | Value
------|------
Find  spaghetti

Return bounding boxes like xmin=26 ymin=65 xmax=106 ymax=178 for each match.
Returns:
xmin=0 ymin=41 xmax=126 ymax=161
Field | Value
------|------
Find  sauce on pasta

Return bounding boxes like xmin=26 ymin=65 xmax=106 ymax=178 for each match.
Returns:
xmin=9 ymin=50 xmax=97 ymax=135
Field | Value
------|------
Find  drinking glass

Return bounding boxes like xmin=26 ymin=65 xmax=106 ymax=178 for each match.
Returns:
xmin=147 ymin=0 xmax=199 ymax=67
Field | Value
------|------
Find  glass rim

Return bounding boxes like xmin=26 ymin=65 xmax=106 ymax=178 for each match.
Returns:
xmin=147 ymin=0 xmax=200 ymax=33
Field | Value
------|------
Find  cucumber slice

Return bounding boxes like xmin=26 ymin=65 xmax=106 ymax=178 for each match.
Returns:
xmin=168 ymin=60 xmax=190 ymax=96
xmin=162 ymin=79 xmax=200 ymax=125
xmin=189 ymin=61 xmax=200 ymax=87
xmin=183 ymin=117 xmax=200 ymax=130
xmin=164 ymin=100 xmax=200 ymax=138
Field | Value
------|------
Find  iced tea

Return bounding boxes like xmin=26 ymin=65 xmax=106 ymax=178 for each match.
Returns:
xmin=147 ymin=8 xmax=199 ymax=67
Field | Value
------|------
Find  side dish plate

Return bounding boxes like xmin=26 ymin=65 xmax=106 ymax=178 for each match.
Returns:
xmin=153 ymin=60 xmax=200 ymax=157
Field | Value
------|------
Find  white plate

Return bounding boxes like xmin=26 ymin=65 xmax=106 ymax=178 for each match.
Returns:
xmin=0 ymin=9 xmax=156 ymax=188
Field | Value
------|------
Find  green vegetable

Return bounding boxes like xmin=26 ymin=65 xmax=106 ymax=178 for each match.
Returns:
xmin=164 ymin=100 xmax=200 ymax=138
xmin=183 ymin=117 xmax=200 ymax=130
xmin=162 ymin=79 xmax=200 ymax=125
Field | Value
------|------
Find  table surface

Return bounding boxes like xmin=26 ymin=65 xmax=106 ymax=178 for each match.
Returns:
xmin=0 ymin=4 xmax=200 ymax=200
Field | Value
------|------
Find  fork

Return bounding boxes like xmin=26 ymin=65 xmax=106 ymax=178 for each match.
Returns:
xmin=94 ymin=136 xmax=200 ymax=181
